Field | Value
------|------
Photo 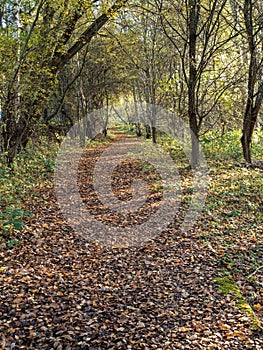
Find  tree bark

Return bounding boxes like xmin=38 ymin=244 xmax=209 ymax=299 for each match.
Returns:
xmin=145 ymin=125 xmax=151 ymax=139
xmin=188 ymin=0 xmax=200 ymax=167
xmin=241 ymin=0 xmax=263 ymax=163
xmin=241 ymin=85 xmax=263 ymax=163
xmin=135 ymin=123 xmax=142 ymax=136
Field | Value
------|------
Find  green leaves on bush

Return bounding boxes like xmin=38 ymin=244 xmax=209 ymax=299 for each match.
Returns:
xmin=0 ymin=207 xmax=32 ymax=235
xmin=200 ymin=129 xmax=263 ymax=162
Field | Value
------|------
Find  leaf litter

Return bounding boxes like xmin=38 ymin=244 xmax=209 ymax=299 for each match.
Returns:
xmin=0 ymin=132 xmax=262 ymax=349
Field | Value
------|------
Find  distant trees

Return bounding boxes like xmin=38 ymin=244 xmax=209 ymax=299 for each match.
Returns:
xmin=0 ymin=0 xmax=262 ymax=166
xmin=109 ymin=2 xmax=171 ymax=142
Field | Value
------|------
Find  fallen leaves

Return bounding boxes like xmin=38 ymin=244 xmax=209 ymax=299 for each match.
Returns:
xmin=0 ymin=132 xmax=262 ymax=349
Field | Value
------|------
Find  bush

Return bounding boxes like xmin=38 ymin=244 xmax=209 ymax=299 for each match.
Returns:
xmin=200 ymin=129 xmax=263 ymax=162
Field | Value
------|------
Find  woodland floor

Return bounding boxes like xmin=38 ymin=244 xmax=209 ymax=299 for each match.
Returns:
xmin=0 ymin=131 xmax=262 ymax=349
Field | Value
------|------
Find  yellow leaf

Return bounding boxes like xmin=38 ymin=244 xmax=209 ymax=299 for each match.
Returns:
xmin=254 ymin=303 xmax=262 ymax=311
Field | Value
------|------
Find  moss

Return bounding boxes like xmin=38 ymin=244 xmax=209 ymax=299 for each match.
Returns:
xmin=215 ymin=274 xmax=262 ymax=331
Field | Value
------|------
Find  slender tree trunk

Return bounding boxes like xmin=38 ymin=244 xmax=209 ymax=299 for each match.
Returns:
xmin=145 ymin=125 xmax=151 ymax=139
xmin=152 ymin=126 xmax=157 ymax=143
xmin=102 ymin=94 xmax=109 ymax=137
xmin=132 ymin=85 xmax=142 ymax=137
xmin=135 ymin=123 xmax=142 ymax=136
xmin=188 ymin=0 xmax=200 ymax=167
xmin=241 ymin=120 xmax=253 ymax=163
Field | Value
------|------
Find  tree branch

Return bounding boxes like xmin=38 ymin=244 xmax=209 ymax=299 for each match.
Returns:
xmin=52 ymin=0 xmax=128 ymax=71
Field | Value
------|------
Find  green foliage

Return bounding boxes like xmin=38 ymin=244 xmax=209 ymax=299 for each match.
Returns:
xmin=115 ymin=123 xmax=137 ymax=136
xmin=251 ymin=129 xmax=263 ymax=159
xmin=0 ymin=140 xmax=58 ymax=247
xmin=215 ymin=274 xmax=262 ymax=330
xmin=200 ymin=129 xmax=263 ymax=162
xmin=6 ymin=239 xmax=20 ymax=249
xmin=0 ymin=207 xmax=32 ymax=248
xmin=0 ymin=207 xmax=32 ymax=232
xmin=201 ymin=130 xmax=243 ymax=161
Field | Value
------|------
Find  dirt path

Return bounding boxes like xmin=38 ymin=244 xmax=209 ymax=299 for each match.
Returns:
xmin=0 ymin=132 xmax=262 ymax=349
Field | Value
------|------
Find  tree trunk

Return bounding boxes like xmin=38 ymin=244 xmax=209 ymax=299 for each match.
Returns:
xmin=188 ymin=0 xmax=200 ymax=168
xmin=241 ymin=93 xmax=263 ymax=163
xmin=145 ymin=125 xmax=151 ymax=139
xmin=135 ymin=123 xmax=142 ymax=136
xmin=1 ymin=79 xmax=51 ymax=165
xmin=241 ymin=0 xmax=263 ymax=164
xmin=152 ymin=126 xmax=157 ymax=144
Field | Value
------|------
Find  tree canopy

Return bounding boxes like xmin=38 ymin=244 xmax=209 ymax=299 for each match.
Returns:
xmin=0 ymin=0 xmax=262 ymax=166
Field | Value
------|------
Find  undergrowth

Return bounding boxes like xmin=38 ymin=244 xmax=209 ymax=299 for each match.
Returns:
xmin=0 ymin=133 xmax=113 ymax=247
xmin=0 ymin=140 xmax=58 ymax=246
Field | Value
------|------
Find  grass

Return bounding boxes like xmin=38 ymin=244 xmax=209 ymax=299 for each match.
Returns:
xmin=215 ymin=274 xmax=262 ymax=331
